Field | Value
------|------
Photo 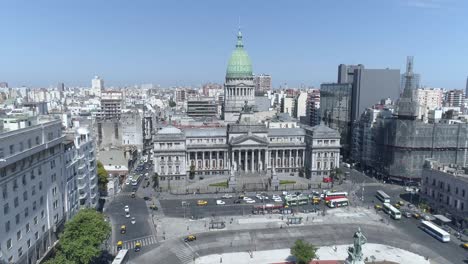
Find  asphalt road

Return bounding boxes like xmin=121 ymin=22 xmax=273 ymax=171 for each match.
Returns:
xmin=160 ymin=195 xmax=323 ymax=219
xmin=130 ymin=223 xmax=466 ymax=264
xmin=105 ymin=162 xmax=155 ymax=253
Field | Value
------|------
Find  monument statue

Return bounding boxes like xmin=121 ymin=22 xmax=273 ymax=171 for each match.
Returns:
xmin=233 ymin=161 xmax=237 ymax=172
xmin=345 ymin=227 xmax=367 ymax=264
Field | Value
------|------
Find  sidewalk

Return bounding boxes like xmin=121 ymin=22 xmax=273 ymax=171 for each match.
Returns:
xmin=194 ymin=244 xmax=431 ymax=264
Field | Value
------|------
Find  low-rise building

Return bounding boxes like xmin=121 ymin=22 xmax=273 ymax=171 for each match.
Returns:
xmin=421 ymin=159 xmax=468 ymax=228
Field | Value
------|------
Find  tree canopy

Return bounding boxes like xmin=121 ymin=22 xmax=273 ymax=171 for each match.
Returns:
xmin=291 ymin=239 xmax=318 ymax=264
xmin=97 ymin=161 xmax=109 ymax=193
xmin=45 ymin=209 xmax=111 ymax=264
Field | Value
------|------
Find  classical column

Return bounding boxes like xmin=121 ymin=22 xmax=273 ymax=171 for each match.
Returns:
xmin=251 ymin=149 xmax=255 ymax=172
xmin=244 ymin=150 xmax=247 ymax=171
xmin=238 ymin=150 xmax=241 ymax=171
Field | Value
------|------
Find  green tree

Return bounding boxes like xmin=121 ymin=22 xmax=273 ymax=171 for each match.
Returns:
xmin=59 ymin=209 xmax=111 ymax=264
xmin=169 ymin=99 xmax=176 ymax=107
xmin=290 ymin=239 xmax=318 ymax=264
xmin=189 ymin=165 xmax=195 ymax=180
xmin=97 ymin=161 xmax=109 ymax=194
xmin=43 ymin=252 xmax=74 ymax=264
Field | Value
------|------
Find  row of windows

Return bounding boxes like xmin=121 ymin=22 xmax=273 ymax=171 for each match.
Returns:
xmin=188 ymin=138 xmax=224 ymax=144
xmin=316 ymin=152 xmax=336 ymax=158
xmin=316 ymin=139 xmax=337 ymax=145
xmin=269 ymin=137 xmax=303 ymax=143
xmin=426 ymin=177 xmax=467 ymax=198
xmin=0 ymin=146 xmax=60 ymax=178
xmin=4 ymin=195 xmax=45 ymax=218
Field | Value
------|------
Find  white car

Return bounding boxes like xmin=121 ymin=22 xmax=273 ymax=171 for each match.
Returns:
xmin=245 ymin=199 xmax=255 ymax=204
xmin=125 ymin=212 xmax=130 ymax=218
xmin=131 ymin=217 xmax=136 ymax=224
xmin=262 ymin=195 xmax=269 ymax=200
xmin=243 ymin=196 xmax=251 ymax=201
xmin=222 ymin=194 xmax=233 ymax=199
xmin=216 ymin=200 xmax=226 ymax=205
xmin=273 ymin=198 xmax=283 ymax=203
xmin=124 ymin=205 xmax=130 ymax=212
xmin=255 ymin=194 xmax=263 ymax=200
xmin=272 ymin=194 xmax=280 ymax=199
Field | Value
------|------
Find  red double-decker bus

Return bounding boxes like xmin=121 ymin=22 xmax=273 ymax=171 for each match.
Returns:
xmin=324 ymin=191 xmax=348 ymax=202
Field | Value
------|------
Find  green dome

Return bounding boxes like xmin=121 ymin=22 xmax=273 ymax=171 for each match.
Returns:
xmin=226 ymin=30 xmax=253 ymax=79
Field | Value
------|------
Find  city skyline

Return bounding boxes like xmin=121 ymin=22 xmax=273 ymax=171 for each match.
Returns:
xmin=1 ymin=0 xmax=468 ymax=89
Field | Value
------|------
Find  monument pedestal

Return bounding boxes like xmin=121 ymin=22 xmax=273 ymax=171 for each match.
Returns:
xmin=270 ymin=167 xmax=279 ymax=191
xmin=228 ymin=167 xmax=237 ymax=192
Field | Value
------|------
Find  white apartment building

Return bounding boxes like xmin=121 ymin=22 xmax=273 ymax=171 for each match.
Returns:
xmin=63 ymin=126 xmax=98 ymax=220
xmin=415 ymin=88 xmax=444 ymax=120
xmin=0 ymin=115 xmax=65 ymax=264
xmin=91 ymin=76 xmax=104 ymax=97
xmin=294 ymin=92 xmax=308 ymax=119
xmin=281 ymin=97 xmax=295 ymax=117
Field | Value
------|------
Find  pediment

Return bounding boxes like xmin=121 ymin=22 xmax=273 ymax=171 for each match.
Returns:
xmin=230 ymin=135 xmax=268 ymax=146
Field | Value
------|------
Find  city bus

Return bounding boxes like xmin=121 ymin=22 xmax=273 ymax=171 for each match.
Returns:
xmin=327 ymin=197 xmax=349 ymax=208
xmin=420 ymin=220 xmax=450 ymax=242
xmin=382 ymin=203 xmax=401 ymax=219
xmin=324 ymin=191 xmax=348 ymax=202
xmin=376 ymin=190 xmax=391 ymax=203
xmin=112 ymin=249 xmax=129 ymax=264
xmin=284 ymin=195 xmax=309 ymax=206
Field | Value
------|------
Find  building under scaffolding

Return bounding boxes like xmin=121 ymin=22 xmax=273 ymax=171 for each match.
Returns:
xmin=353 ymin=57 xmax=468 ymax=183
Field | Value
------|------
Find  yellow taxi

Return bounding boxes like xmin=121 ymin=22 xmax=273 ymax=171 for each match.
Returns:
xmin=135 ymin=242 xmax=141 ymax=252
xmin=197 ymin=200 xmax=208 ymax=206
xmin=312 ymin=197 xmax=321 ymax=205
xmin=184 ymin=235 xmax=197 ymax=242
xmin=117 ymin=241 xmax=123 ymax=251
xmin=394 ymin=203 xmax=401 ymax=209
xmin=462 ymin=243 xmax=468 ymax=249
xmin=120 ymin=225 xmax=126 ymax=234
xmin=398 ymin=201 xmax=405 ymax=206
xmin=374 ymin=204 xmax=382 ymax=210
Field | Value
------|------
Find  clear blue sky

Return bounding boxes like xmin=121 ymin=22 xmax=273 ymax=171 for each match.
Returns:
xmin=1 ymin=0 xmax=467 ymax=89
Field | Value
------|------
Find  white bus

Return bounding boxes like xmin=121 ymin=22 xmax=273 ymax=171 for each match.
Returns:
xmin=376 ymin=190 xmax=391 ymax=203
xmin=382 ymin=203 xmax=401 ymax=219
xmin=420 ymin=220 xmax=450 ymax=242
xmin=112 ymin=249 xmax=129 ymax=264
xmin=327 ymin=198 xmax=349 ymax=208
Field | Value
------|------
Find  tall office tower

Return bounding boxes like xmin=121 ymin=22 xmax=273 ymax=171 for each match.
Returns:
xmin=0 ymin=115 xmax=65 ymax=264
xmin=224 ymin=30 xmax=255 ymax=122
xmin=444 ymin=90 xmax=464 ymax=107
xmin=254 ymin=74 xmax=272 ymax=95
xmin=337 ymin=64 xmax=364 ymax=84
xmin=0 ymin=82 xmax=8 ymax=88
xmin=91 ymin=76 xmax=104 ymax=97
xmin=466 ymin=76 xmax=468 ymax=98
xmin=322 ymin=64 xmax=400 ymax=158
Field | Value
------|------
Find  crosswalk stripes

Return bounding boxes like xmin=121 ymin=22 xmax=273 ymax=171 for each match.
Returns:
xmin=112 ymin=235 xmax=158 ymax=253
xmin=171 ymin=242 xmax=195 ymax=264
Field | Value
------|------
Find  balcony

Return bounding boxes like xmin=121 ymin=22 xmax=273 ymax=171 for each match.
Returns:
xmin=79 ymin=191 xmax=88 ymax=200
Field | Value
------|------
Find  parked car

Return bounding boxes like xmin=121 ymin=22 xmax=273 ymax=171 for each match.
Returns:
xmin=245 ymin=198 xmax=255 ymax=204
xmin=222 ymin=194 xmax=233 ymax=199
xmin=143 ymin=196 xmax=152 ymax=201
xmin=243 ymin=196 xmax=251 ymax=201
xmin=184 ymin=235 xmax=196 ymax=242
